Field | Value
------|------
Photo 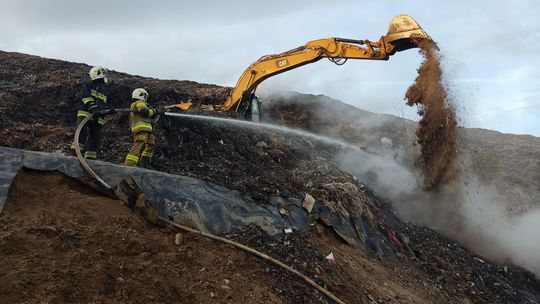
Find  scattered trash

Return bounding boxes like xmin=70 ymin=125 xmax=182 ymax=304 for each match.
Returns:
xmin=277 ymin=200 xmax=293 ymax=217
xmin=284 ymin=228 xmax=293 ymax=234
xmin=302 ymin=193 xmax=315 ymax=213
xmin=380 ymin=137 xmax=393 ymax=148
xmin=200 ymin=104 xmax=214 ymax=111
xmin=218 ymin=139 xmax=224 ymax=145
xmin=398 ymin=232 xmax=410 ymax=245
xmin=387 ymin=230 xmax=404 ymax=253
xmin=325 ymin=252 xmax=336 ymax=264
xmin=174 ymin=233 xmax=183 ymax=246
xmin=302 ymin=138 xmax=315 ymax=148
xmin=256 ymin=141 xmax=269 ymax=148
xmin=478 ymin=274 xmax=485 ymax=286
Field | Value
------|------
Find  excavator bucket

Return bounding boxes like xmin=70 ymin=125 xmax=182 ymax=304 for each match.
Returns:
xmin=385 ymin=15 xmax=431 ymax=52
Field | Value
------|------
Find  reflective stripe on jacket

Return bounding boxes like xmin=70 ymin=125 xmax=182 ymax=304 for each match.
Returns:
xmin=78 ymin=80 xmax=108 ymax=123
xmin=130 ymin=100 xmax=156 ymax=133
xmin=77 ymin=111 xmax=105 ymax=125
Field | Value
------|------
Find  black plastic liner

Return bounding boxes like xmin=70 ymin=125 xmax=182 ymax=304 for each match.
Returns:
xmin=0 ymin=146 xmax=387 ymax=253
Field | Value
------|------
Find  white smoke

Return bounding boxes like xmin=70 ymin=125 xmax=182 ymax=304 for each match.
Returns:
xmin=456 ymin=177 xmax=540 ymax=275
xmin=334 ymin=131 xmax=540 ymax=277
xmin=336 ymin=148 xmax=418 ymax=199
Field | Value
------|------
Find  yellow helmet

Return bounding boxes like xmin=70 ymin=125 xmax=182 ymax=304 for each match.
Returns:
xmin=89 ymin=66 xmax=106 ymax=80
xmin=132 ymin=88 xmax=149 ymax=101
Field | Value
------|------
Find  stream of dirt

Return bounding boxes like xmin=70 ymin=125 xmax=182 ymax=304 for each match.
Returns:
xmin=405 ymin=39 xmax=458 ymax=190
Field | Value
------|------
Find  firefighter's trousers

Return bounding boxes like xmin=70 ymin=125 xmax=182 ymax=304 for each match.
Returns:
xmin=124 ymin=131 xmax=156 ymax=167
xmin=71 ymin=116 xmax=102 ymax=159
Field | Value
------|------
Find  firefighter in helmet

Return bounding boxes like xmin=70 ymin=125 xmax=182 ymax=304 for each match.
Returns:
xmin=124 ymin=88 xmax=157 ymax=167
xmin=71 ymin=66 xmax=109 ymax=159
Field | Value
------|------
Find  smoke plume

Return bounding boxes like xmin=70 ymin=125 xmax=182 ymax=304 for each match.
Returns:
xmin=333 ymin=124 xmax=540 ymax=276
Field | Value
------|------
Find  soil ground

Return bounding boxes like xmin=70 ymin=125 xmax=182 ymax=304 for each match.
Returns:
xmin=0 ymin=170 xmax=292 ymax=304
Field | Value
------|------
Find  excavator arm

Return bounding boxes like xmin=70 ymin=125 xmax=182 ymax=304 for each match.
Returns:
xmin=221 ymin=15 xmax=431 ymax=120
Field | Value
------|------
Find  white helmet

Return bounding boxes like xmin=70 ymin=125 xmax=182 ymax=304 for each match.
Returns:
xmin=89 ymin=66 xmax=106 ymax=80
xmin=132 ymin=88 xmax=149 ymax=101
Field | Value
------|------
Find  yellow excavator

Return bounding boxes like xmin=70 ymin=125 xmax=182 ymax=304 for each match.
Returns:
xmin=172 ymin=15 xmax=431 ymax=121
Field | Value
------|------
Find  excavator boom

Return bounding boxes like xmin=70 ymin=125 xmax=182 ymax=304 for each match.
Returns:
xmin=222 ymin=15 xmax=431 ymax=119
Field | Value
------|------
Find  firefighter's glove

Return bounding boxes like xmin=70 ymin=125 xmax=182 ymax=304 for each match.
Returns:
xmin=92 ymin=111 xmax=103 ymax=119
xmin=137 ymin=108 xmax=150 ymax=117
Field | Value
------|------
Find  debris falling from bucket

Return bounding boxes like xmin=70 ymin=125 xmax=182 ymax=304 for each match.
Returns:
xmin=405 ymin=39 xmax=458 ymax=190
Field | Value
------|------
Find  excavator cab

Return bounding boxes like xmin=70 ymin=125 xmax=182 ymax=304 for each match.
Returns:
xmin=238 ymin=94 xmax=261 ymax=122
xmin=384 ymin=15 xmax=431 ymax=53
xmin=248 ymin=96 xmax=261 ymax=122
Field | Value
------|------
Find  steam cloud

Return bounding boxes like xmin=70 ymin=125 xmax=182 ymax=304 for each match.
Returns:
xmin=333 ymin=117 xmax=540 ymax=277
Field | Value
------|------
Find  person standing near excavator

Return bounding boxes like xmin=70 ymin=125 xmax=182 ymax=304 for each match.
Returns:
xmin=71 ymin=66 xmax=110 ymax=159
xmin=124 ymin=88 xmax=158 ymax=167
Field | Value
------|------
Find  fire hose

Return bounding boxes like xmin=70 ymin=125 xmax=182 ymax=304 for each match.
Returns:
xmin=73 ymin=110 xmax=347 ymax=304
xmin=73 ymin=115 xmax=112 ymax=190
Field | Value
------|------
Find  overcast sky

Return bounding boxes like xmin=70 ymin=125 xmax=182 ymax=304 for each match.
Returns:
xmin=1 ymin=0 xmax=539 ymax=136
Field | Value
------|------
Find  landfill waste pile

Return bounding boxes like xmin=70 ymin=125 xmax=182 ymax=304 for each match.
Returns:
xmin=1 ymin=50 xmax=539 ymax=304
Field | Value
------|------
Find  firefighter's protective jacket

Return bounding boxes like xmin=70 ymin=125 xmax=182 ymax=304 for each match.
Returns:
xmin=78 ymin=80 xmax=108 ymax=125
xmin=129 ymin=100 xmax=156 ymax=133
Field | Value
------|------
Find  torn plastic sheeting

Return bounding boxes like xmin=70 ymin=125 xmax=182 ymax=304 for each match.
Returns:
xmin=273 ymin=195 xmax=392 ymax=257
xmin=268 ymin=196 xmax=308 ymax=229
xmin=268 ymin=196 xmax=385 ymax=252
xmin=268 ymin=196 xmax=365 ymax=246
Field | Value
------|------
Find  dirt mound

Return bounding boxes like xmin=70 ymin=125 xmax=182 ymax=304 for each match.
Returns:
xmin=405 ymin=40 xmax=458 ymax=190
xmin=0 ymin=170 xmax=291 ymax=303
